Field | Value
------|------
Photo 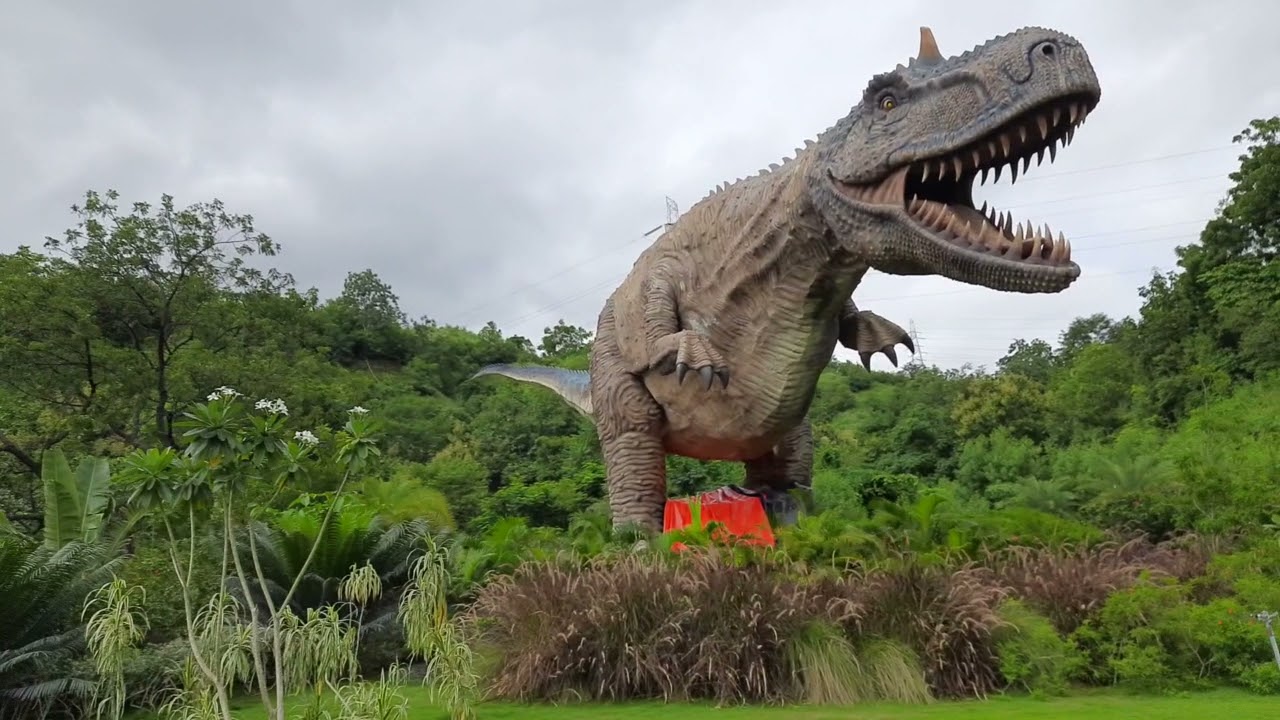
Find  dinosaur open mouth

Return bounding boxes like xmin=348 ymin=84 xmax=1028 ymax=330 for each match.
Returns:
xmin=835 ymin=93 xmax=1097 ymax=267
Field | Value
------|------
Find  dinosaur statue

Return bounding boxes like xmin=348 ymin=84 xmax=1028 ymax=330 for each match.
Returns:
xmin=475 ymin=25 xmax=1101 ymax=531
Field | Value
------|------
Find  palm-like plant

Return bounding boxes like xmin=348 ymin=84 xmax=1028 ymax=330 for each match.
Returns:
xmin=230 ymin=501 xmax=432 ymax=642
xmin=0 ymin=536 xmax=123 ymax=719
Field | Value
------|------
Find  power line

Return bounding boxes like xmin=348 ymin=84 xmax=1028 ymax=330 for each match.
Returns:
xmin=452 ymin=146 xmax=1235 ymax=326
xmin=491 ymin=225 xmax=1204 ymax=330
xmin=462 ymin=145 xmax=1238 ymax=331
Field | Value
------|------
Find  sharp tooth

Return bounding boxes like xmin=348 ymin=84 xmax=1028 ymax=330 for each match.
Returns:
xmin=1000 ymin=134 xmax=1011 ymax=157
xmin=922 ymin=202 xmax=939 ymax=224
xmin=972 ymin=150 xmax=982 ymax=167
xmin=945 ymin=213 xmax=959 ymax=234
xmin=1037 ymin=115 xmax=1049 ymax=139
xmin=1036 ymin=147 xmax=1045 ymax=165
xmin=952 ymin=156 xmax=964 ymax=178
xmin=1069 ymin=103 xmax=1079 ymax=124
xmin=979 ymin=200 xmax=988 ymax=216
xmin=980 ymin=167 xmax=989 ymax=185
xmin=988 ymin=140 xmax=998 ymax=158
xmin=1000 ymin=211 xmax=1012 ymax=233
xmin=1016 ymin=221 xmax=1026 ymax=241
xmin=1029 ymin=234 xmax=1043 ymax=261
xmin=993 ymin=164 xmax=1002 ymax=183
xmin=1048 ymin=141 xmax=1057 ymax=163
xmin=1021 ymin=155 xmax=1031 ymax=174
xmin=1009 ymin=161 xmax=1019 ymax=184
xmin=1065 ymin=126 xmax=1075 ymax=145
xmin=1049 ymin=234 xmax=1063 ymax=263
xmin=936 ymin=160 xmax=947 ymax=181
xmin=1019 ymin=125 xmax=1027 ymax=143
xmin=910 ymin=196 xmax=924 ymax=214
xmin=920 ymin=164 xmax=929 ymax=182
xmin=1063 ymin=235 xmax=1072 ymax=262
xmin=981 ymin=223 xmax=1000 ymax=250
xmin=1052 ymin=106 xmax=1061 ymax=127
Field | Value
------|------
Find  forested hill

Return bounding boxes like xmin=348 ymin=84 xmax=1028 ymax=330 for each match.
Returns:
xmin=1 ymin=116 xmax=1278 ymax=540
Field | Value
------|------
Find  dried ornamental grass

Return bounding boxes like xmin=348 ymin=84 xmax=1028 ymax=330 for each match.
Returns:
xmin=468 ymin=550 xmax=859 ymax=704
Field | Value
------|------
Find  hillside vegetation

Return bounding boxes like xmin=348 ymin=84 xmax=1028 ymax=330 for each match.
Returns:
xmin=0 ymin=117 xmax=1277 ymax=719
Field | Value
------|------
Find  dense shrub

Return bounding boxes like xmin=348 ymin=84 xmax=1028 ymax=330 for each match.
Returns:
xmin=843 ymin=560 xmax=1008 ymax=699
xmin=990 ymin=538 xmax=1207 ymax=634
xmin=1068 ymin=574 xmax=1280 ymax=691
xmin=468 ymin=550 xmax=857 ymax=703
xmin=469 ymin=548 xmax=1013 ymax=703
xmin=992 ymin=599 xmax=1078 ymax=696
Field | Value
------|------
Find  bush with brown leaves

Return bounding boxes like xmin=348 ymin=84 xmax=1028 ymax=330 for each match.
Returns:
xmin=466 ymin=550 xmax=859 ymax=703
xmin=989 ymin=537 xmax=1210 ymax=635
xmin=467 ymin=547 xmax=1019 ymax=703
xmin=839 ymin=560 xmax=1009 ymax=699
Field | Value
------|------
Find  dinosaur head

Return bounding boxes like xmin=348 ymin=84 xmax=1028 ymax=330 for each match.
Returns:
xmin=809 ymin=26 xmax=1100 ymax=292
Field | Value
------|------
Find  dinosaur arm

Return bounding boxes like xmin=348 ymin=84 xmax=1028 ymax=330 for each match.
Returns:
xmin=640 ymin=265 xmax=729 ymax=388
xmin=642 ymin=270 xmax=681 ymax=348
xmin=838 ymin=299 xmax=915 ymax=370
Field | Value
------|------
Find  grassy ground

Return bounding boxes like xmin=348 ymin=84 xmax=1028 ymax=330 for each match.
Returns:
xmin=204 ymin=686 xmax=1275 ymax=719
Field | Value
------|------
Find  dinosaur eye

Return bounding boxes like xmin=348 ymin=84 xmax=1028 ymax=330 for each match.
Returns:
xmin=879 ymin=95 xmax=897 ymax=111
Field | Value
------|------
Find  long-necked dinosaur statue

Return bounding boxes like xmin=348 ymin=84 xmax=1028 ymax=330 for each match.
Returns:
xmin=475 ymin=25 xmax=1101 ymax=532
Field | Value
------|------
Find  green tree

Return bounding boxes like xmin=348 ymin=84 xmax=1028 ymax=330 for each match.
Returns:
xmin=538 ymin=320 xmax=592 ymax=359
xmin=39 ymin=189 xmax=287 ymax=447
xmin=321 ymin=269 xmax=414 ymax=366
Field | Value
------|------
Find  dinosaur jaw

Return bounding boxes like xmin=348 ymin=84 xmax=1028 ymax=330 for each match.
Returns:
xmin=831 ymin=93 xmax=1096 ymax=290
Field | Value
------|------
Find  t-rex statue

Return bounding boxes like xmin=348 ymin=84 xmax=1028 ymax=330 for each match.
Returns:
xmin=474 ymin=25 xmax=1101 ymax=532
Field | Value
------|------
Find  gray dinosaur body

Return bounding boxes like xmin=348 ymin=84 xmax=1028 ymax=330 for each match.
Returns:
xmin=477 ymin=26 xmax=1102 ymax=531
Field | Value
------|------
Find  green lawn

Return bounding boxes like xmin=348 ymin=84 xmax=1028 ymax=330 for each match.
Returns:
xmin=203 ymin=686 xmax=1275 ymax=720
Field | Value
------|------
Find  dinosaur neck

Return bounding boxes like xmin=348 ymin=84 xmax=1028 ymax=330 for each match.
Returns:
xmin=701 ymin=147 xmax=860 ymax=318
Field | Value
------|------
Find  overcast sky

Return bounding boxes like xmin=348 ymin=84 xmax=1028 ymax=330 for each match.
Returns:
xmin=2 ymin=1 xmax=1276 ymax=371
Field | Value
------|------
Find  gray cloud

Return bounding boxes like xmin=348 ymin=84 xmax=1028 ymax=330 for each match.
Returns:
xmin=1 ymin=0 xmax=1274 ymax=370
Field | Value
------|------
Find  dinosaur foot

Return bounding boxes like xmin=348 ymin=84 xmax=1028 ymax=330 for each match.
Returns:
xmin=842 ymin=310 xmax=915 ymax=370
xmin=651 ymin=330 xmax=730 ymax=389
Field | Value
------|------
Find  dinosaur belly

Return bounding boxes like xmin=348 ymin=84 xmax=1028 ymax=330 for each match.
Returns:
xmin=646 ymin=319 xmax=839 ymax=461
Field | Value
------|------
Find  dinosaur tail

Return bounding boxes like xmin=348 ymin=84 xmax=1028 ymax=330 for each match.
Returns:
xmin=470 ymin=364 xmax=594 ymax=418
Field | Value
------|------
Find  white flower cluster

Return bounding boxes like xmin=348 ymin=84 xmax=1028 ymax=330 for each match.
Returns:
xmin=349 ymin=405 xmax=368 ymax=415
xmin=294 ymin=430 xmax=319 ymax=447
xmin=206 ymin=386 xmax=243 ymax=401
xmin=255 ymin=398 xmax=289 ymax=416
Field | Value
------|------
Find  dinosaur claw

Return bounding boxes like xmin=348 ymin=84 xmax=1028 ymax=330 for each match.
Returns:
xmin=902 ymin=335 xmax=915 ymax=354
xmin=883 ymin=347 xmax=898 ymax=367
xmin=859 ymin=351 xmax=874 ymax=371
xmin=657 ymin=331 xmax=728 ymax=393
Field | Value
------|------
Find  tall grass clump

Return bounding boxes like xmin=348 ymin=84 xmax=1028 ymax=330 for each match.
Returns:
xmin=470 ymin=546 xmax=1020 ymax=704
xmin=784 ymin=622 xmax=929 ymax=705
xmin=844 ymin=558 xmax=1009 ymax=699
xmin=990 ymin=537 xmax=1205 ymax=634
xmin=469 ymin=549 xmax=859 ymax=704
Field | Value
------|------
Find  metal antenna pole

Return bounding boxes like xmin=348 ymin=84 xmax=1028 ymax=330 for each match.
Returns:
xmin=908 ymin=320 xmax=925 ymax=365
xmin=1254 ymin=611 xmax=1280 ymax=671
xmin=643 ymin=197 xmax=681 ymax=239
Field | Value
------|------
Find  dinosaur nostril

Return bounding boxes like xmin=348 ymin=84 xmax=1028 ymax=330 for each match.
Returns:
xmin=1039 ymin=42 xmax=1056 ymax=57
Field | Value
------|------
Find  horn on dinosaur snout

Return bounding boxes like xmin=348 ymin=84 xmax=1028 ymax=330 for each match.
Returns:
xmin=917 ymin=26 xmax=943 ymax=64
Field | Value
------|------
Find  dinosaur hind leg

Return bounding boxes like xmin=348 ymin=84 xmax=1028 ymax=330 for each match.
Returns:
xmin=592 ymin=305 xmax=669 ymax=533
xmin=742 ymin=419 xmax=813 ymax=525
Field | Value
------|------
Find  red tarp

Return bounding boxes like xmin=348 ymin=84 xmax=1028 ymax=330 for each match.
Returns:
xmin=663 ymin=486 xmax=776 ymax=549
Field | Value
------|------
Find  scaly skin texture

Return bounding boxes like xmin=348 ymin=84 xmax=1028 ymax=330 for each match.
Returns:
xmin=477 ymin=26 xmax=1102 ymax=531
